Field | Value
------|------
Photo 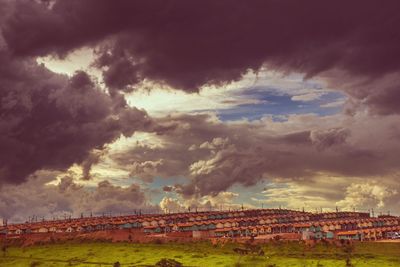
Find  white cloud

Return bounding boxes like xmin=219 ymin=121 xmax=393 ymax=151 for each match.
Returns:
xmin=336 ymin=182 xmax=397 ymax=210
xmin=124 ymin=71 xmax=333 ymax=116
xmin=291 ymin=92 xmax=324 ymax=102
xmin=124 ymin=86 xmax=265 ymax=116
xmin=159 ymin=191 xmax=242 ymax=213
xmin=320 ymin=98 xmax=346 ymax=108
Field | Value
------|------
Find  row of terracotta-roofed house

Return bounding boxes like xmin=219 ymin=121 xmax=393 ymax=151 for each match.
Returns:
xmin=188 ymin=214 xmax=399 ymax=240
xmin=0 ymin=208 xmax=301 ymax=236
xmin=0 ymin=209 xmax=398 ymax=241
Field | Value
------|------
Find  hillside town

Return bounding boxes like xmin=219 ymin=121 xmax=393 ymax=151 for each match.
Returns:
xmin=1 ymin=208 xmax=399 ymax=243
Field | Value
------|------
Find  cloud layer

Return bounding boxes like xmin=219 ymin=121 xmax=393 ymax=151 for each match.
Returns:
xmin=107 ymin=112 xmax=400 ymax=199
xmin=1 ymin=0 xmax=399 ymax=112
xmin=0 ymin=171 xmax=157 ymax=222
xmin=1 ymin=0 xmax=400 ymax=219
xmin=0 ymin=50 xmax=156 ymax=184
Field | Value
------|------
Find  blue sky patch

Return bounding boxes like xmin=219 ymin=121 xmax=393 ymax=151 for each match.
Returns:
xmin=216 ymin=86 xmax=345 ymax=121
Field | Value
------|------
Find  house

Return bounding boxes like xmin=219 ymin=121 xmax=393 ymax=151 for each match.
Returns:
xmin=38 ymin=227 xmax=49 ymax=233
xmin=143 ymin=226 xmax=158 ymax=234
xmin=120 ymin=222 xmax=133 ymax=229
xmin=142 ymin=221 xmax=151 ymax=227
xmin=337 ymin=230 xmax=364 ymax=240
xmin=83 ymin=225 xmax=93 ymax=232
xmin=206 ymin=222 xmax=216 ymax=230
xmin=56 ymin=225 xmax=68 ymax=233
xmin=223 ymin=221 xmax=232 ymax=228
xmin=178 ymin=222 xmax=194 ymax=232
xmin=0 ymin=227 xmax=6 ymax=235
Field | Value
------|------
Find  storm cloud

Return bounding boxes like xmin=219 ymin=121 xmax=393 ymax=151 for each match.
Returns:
xmin=0 ymin=33 xmax=158 ymax=184
xmin=108 ymin=113 xmax=400 ymax=197
xmin=0 ymin=171 xmax=157 ymax=222
xmin=1 ymin=0 xmax=399 ymax=112
xmin=1 ymin=0 xmax=400 ymax=219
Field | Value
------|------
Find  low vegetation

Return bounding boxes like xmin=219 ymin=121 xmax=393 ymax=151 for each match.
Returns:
xmin=0 ymin=240 xmax=399 ymax=266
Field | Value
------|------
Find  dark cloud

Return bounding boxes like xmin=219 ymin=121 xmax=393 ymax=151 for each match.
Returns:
xmin=108 ymin=113 xmax=400 ymax=197
xmin=1 ymin=0 xmax=400 ymax=216
xmin=310 ymin=128 xmax=350 ymax=150
xmin=0 ymin=49 xmax=156 ymax=184
xmin=80 ymin=149 xmax=104 ymax=180
xmin=162 ymin=186 xmax=173 ymax=192
xmin=0 ymin=171 xmax=156 ymax=222
xmin=1 ymin=0 xmax=400 ymax=110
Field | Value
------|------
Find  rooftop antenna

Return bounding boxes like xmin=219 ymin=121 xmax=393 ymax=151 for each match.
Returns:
xmin=371 ymin=208 xmax=375 ymax=217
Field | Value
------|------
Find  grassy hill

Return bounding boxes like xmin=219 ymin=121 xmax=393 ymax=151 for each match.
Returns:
xmin=0 ymin=240 xmax=399 ymax=266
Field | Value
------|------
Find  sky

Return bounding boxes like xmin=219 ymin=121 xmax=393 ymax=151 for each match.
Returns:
xmin=1 ymin=0 xmax=400 ymax=222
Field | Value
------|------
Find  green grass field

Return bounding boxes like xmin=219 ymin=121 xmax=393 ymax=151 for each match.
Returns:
xmin=0 ymin=240 xmax=399 ymax=266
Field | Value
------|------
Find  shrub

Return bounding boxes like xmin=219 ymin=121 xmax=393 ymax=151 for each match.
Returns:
xmin=30 ymin=261 xmax=41 ymax=267
xmin=153 ymin=238 xmax=163 ymax=244
xmin=155 ymin=258 xmax=183 ymax=267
